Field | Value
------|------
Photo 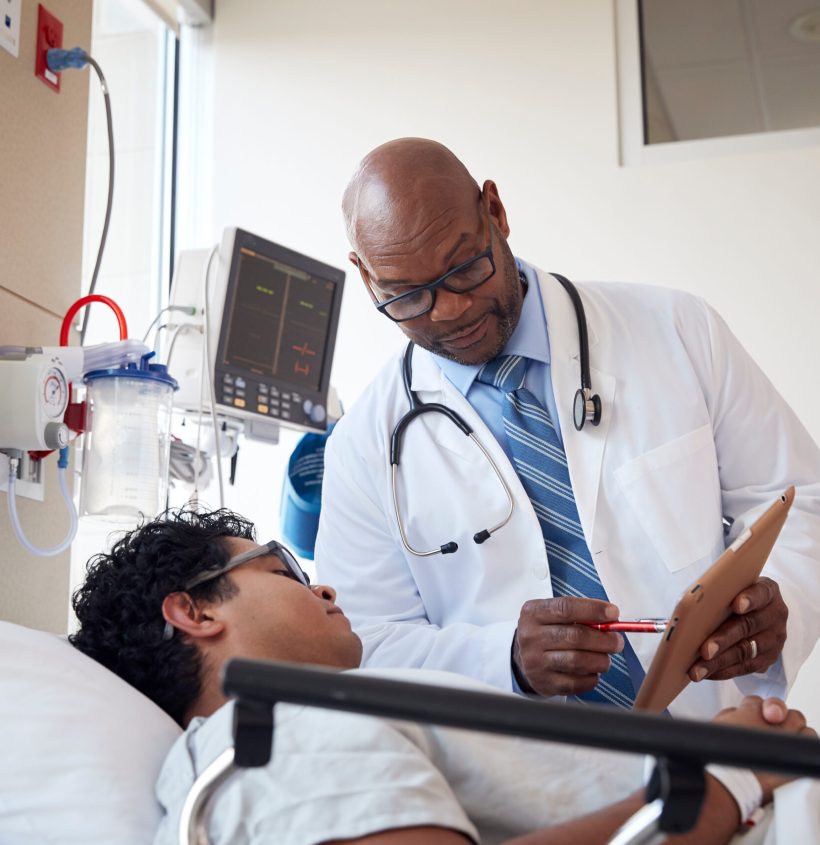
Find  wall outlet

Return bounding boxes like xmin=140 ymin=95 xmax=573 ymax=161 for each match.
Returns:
xmin=0 ymin=452 xmax=46 ymax=502
xmin=0 ymin=0 xmax=22 ymax=57
xmin=34 ymin=3 xmax=62 ymax=91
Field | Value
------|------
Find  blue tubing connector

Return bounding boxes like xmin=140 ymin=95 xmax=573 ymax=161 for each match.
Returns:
xmin=47 ymin=47 xmax=89 ymax=72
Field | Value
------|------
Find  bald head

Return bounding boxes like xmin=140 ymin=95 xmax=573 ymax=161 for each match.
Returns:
xmin=342 ymin=138 xmax=480 ymax=255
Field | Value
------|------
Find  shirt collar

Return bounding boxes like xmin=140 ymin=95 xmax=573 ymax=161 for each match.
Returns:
xmin=435 ymin=257 xmax=549 ymax=394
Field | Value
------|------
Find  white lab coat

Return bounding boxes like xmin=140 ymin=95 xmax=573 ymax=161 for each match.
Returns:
xmin=315 ymin=267 xmax=820 ymax=720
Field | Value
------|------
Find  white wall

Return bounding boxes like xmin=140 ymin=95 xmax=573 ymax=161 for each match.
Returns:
xmin=186 ymin=0 xmax=820 ymax=718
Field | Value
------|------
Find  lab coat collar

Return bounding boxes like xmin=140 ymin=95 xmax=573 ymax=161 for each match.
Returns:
xmin=536 ymin=265 xmax=613 ymax=550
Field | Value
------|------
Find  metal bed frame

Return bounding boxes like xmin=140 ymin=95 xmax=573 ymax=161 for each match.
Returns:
xmin=180 ymin=659 xmax=820 ymax=845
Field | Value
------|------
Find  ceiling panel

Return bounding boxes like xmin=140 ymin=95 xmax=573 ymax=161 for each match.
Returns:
xmin=747 ymin=0 xmax=820 ymax=61
xmin=655 ymin=63 xmax=762 ymax=140
xmin=760 ymin=61 xmax=820 ymax=129
xmin=642 ymin=0 xmax=747 ymax=67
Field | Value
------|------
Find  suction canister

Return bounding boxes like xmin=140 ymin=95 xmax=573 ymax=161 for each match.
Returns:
xmin=80 ymin=356 xmax=178 ymax=520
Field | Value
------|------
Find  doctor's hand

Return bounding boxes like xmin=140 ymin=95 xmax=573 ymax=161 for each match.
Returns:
xmin=512 ymin=597 xmax=624 ymax=697
xmin=689 ymin=577 xmax=788 ymax=684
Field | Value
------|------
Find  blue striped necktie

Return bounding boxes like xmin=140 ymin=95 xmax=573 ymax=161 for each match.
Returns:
xmin=476 ymin=354 xmax=638 ymax=708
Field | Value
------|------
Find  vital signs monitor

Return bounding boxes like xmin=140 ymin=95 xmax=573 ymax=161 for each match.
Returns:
xmin=212 ymin=228 xmax=345 ymax=434
xmin=170 ymin=228 xmax=345 ymax=439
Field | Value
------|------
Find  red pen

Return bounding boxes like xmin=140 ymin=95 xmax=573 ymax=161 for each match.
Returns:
xmin=580 ymin=619 xmax=669 ymax=633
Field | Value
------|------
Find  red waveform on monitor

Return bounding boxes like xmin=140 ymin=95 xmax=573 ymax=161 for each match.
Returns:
xmin=292 ymin=342 xmax=317 ymax=357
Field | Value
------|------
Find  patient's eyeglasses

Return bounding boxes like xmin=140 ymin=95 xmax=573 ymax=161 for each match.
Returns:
xmin=162 ymin=540 xmax=310 ymax=640
xmin=184 ymin=540 xmax=310 ymax=591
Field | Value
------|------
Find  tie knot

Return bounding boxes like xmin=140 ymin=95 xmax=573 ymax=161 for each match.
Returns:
xmin=476 ymin=355 xmax=528 ymax=393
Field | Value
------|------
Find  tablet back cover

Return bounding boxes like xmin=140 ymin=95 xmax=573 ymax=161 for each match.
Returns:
xmin=633 ymin=487 xmax=794 ymax=714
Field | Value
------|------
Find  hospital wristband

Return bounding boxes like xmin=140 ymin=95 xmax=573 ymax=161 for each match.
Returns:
xmin=705 ymin=765 xmax=764 ymax=828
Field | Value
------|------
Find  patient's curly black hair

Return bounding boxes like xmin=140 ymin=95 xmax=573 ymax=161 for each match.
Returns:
xmin=69 ymin=508 xmax=256 ymax=726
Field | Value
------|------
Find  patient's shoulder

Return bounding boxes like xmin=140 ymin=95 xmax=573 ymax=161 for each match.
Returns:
xmin=153 ymin=697 xmax=476 ymax=845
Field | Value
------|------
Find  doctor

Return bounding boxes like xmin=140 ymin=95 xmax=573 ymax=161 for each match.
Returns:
xmin=314 ymin=138 xmax=820 ymax=720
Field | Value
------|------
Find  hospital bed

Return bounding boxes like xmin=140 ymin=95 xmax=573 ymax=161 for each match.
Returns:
xmin=182 ymin=659 xmax=820 ymax=845
xmin=2 ymin=620 xmax=819 ymax=845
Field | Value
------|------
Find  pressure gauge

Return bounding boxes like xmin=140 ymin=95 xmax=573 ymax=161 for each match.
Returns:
xmin=43 ymin=367 xmax=68 ymax=419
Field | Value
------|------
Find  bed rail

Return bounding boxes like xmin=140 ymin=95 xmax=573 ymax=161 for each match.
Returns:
xmin=178 ymin=659 xmax=820 ymax=845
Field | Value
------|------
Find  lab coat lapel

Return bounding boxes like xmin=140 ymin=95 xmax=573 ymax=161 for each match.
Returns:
xmin=537 ymin=269 xmax=615 ymax=550
xmin=409 ymin=346 xmax=494 ymax=463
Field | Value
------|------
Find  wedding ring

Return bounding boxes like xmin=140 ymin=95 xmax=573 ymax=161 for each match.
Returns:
xmin=748 ymin=638 xmax=758 ymax=660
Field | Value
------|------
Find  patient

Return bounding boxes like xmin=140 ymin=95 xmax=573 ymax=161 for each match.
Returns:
xmin=70 ymin=509 xmax=816 ymax=845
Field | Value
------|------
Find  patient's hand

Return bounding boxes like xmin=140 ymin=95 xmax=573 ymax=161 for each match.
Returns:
xmin=713 ymin=695 xmax=818 ymax=801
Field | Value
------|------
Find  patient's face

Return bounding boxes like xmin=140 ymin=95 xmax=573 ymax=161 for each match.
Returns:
xmin=216 ymin=537 xmax=363 ymax=670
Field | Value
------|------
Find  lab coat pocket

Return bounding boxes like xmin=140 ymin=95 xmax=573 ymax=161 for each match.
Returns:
xmin=614 ymin=425 xmax=722 ymax=573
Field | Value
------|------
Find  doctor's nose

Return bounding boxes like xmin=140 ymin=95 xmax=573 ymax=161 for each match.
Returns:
xmin=312 ymin=583 xmax=337 ymax=603
xmin=428 ymin=288 xmax=472 ymax=322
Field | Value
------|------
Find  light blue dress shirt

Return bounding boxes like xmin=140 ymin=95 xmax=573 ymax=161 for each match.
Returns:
xmin=434 ymin=258 xmax=564 ymax=452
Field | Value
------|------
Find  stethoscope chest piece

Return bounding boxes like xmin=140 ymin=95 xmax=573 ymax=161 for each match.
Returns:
xmin=573 ymin=387 xmax=602 ymax=431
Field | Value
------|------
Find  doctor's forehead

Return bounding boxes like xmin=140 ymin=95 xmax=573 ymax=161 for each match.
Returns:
xmin=344 ymin=140 xmax=479 ymax=250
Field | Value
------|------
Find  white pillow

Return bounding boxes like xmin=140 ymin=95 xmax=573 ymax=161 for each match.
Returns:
xmin=0 ymin=621 xmax=182 ymax=845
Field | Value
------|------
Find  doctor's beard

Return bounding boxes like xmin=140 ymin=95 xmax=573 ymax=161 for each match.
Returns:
xmin=412 ymin=238 xmax=524 ymax=366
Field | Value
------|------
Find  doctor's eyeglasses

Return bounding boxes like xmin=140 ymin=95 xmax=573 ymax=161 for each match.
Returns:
xmin=362 ymin=207 xmax=496 ymax=323
xmin=162 ymin=540 xmax=310 ymax=640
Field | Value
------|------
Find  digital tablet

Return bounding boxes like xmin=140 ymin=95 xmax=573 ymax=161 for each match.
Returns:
xmin=633 ymin=487 xmax=795 ymax=713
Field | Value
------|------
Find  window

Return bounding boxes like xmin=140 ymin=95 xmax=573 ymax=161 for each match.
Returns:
xmin=615 ymin=0 xmax=820 ymax=164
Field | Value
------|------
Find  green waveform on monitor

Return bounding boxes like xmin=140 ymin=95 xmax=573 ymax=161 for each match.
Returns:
xmin=299 ymin=300 xmax=315 ymax=309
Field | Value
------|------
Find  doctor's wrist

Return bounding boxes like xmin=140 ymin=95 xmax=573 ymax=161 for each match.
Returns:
xmin=511 ymin=630 xmax=538 ymax=695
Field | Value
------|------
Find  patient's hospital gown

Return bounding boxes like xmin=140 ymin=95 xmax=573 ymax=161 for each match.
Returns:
xmin=152 ymin=669 xmax=817 ymax=845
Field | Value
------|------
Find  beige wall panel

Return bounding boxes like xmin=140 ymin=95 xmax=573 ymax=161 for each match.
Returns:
xmin=1 ymin=0 xmax=91 ymax=631
xmin=0 ymin=289 xmax=72 ymax=633
xmin=0 ymin=0 xmax=91 ymax=316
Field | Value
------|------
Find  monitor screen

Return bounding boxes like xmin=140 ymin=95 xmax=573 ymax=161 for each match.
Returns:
xmin=214 ymin=229 xmax=345 ymax=433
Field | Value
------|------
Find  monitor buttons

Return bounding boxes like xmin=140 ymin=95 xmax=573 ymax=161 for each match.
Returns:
xmin=310 ymin=404 xmax=326 ymax=424
xmin=234 ymin=398 xmax=246 ymax=409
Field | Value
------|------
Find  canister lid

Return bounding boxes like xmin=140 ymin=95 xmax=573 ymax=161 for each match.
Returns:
xmin=84 ymin=355 xmax=179 ymax=390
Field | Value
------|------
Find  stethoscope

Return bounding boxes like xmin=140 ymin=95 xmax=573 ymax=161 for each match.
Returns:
xmin=390 ymin=272 xmax=601 ymax=558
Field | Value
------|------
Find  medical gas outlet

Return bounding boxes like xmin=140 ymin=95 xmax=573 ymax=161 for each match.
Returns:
xmin=0 ymin=349 xmax=81 ymax=452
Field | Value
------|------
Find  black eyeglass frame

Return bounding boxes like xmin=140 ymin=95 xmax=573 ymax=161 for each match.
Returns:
xmin=363 ymin=207 xmax=496 ymax=323
xmin=183 ymin=539 xmax=310 ymax=591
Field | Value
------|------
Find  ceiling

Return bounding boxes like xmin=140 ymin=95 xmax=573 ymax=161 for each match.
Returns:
xmin=641 ymin=0 xmax=820 ymax=143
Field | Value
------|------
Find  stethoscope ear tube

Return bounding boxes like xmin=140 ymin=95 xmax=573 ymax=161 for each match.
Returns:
xmin=553 ymin=273 xmax=601 ymax=430
xmin=390 ymin=403 xmax=473 ymax=465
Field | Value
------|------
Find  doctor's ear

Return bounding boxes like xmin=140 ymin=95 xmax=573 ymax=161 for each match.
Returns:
xmin=350 ymin=253 xmax=380 ymax=304
xmin=481 ymin=180 xmax=510 ymax=239
xmin=161 ymin=593 xmax=225 ymax=641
